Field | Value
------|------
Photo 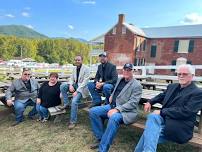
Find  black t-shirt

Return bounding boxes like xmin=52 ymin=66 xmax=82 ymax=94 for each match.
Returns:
xmin=38 ymin=81 xmax=61 ymax=108
xmin=111 ymin=78 xmax=129 ymax=108
xmin=23 ymin=80 xmax=31 ymax=92
xmin=101 ymin=64 xmax=106 ymax=82
xmin=76 ymin=66 xmax=81 ymax=84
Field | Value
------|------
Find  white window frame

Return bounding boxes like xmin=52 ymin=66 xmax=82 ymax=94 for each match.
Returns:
xmin=112 ymin=27 xmax=116 ymax=35
xmin=122 ymin=26 xmax=126 ymax=34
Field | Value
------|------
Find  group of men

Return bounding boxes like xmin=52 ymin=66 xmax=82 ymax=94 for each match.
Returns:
xmin=1 ymin=52 xmax=202 ymax=152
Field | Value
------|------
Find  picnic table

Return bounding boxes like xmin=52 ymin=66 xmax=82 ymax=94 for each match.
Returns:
xmin=140 ymin=81 xmax=168 ymax=90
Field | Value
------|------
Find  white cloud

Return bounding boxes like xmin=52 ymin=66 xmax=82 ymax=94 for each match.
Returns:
xmin=82 ymin=0 xmax=96 ymax=5
xmin=5 ymin=14 xmax=15 ymax=18
xmin=21 ymin=12 xmax=30 ymax=17
xmin=25 ymin=25 xmax=34 ymax=29
xmin=68 ymin=25 xmax=74 ymax=30
xmin=181 ymin=13 xmax=202 ymax=24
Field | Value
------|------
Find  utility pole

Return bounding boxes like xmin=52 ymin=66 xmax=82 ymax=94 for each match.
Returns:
xmin=20 ymin=46 xmax=23 ymax=59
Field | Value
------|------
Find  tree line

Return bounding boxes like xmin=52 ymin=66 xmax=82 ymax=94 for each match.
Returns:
xmin=0 ymin=34 xmax=99 ymax=65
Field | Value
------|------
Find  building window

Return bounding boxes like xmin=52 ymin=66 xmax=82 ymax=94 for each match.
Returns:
xmin=188 ymin=40 xmax=194 ymax=52
xmin=122 ymin=26 xmax=126 ymax=34
xmin=174 ymin=40 xmax=179 ymax=52
xmin=134 ymin=58 xmax=137 ymax=66
xmin=171 ymin=60 xmax=176 ymax=72
xmin=142 ymin=58 xmax=145 ymax=65
xmin=143 ymin=40 xmax=146 ymax=51
xmin=134 ymin=58 xmax=140 ymax=66
xmin=174 ymin=40 xmax=194 ymax=53
xmin=112 ymin=27 xmax=116 ymax=35
xmin=150 ymin=45 xmax=157 ymax=57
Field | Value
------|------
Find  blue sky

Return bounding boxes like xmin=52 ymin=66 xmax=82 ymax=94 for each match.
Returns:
xmin=0 ymin=0 xmax=202 ymax=40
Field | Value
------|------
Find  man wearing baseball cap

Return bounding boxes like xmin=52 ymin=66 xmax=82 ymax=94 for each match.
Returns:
xmin=87 ymin=52 xmax=118 ymax=108
xmin=89 ymin=63 xmax=142 ymax=152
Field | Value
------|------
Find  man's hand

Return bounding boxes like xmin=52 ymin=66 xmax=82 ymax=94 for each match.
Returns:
xmin=144 ymin=102 xmax=151 ymax=113
xmin=107 ymin=109 xmax=119 ymax=117
xmin=109 ymin=96 xmax=112 ymax=104
xmin=153 ymin=110 xmax=160 ymax=115
xmin=6 ymin=99 xmax=13 ymax=106
xmin=96 ymin=82 xmax=104 ymax=89
xmin=69 ymin=85 xmax=75 ymax=93
xmin=36 ymin=98 xmax=41 ymax=104
xmin=73 ymin=91 xmax=77 ymax=97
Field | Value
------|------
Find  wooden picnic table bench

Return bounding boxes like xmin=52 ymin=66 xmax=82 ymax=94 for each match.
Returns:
xmin=140 ymin=81 xmax=168 ymax=90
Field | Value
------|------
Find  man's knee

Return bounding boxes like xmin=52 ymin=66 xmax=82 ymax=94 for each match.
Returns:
xmin=109 ymin=113 xmax=123 ymax=124
xmin=36 ymin=104 xmax=40 ymax=111
xmin=147 ymin=113 xmax=162 ymax=124
xmin=87 ymin=82 xmax=96 ymax=90
xmin=60 ymin=83 xmax=69 ymax=92
xmin=89 ymin=106 xmax=99 ymax=117
xmin=103 ymin=84 xmax=113 ymax=92
xmin=14 ymin=103 xmax=24 ymax=112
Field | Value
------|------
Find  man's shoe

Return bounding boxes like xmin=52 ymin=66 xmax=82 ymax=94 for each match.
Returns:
xmin=68 ymin=123 xmax=76 ymax=130
xmin=41 ymin=118 xmax=48 ymax=123
xmin=88 ymin=103 xmax=101 ymax=108
xmin=11 ymin=121 xmax=21 ymax=127
xmin=90 ymin=140 xmax=100 ymax=149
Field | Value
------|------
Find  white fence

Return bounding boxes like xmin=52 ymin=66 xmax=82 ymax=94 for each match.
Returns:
xmin=117 ymin=65 xmax=202 ymax=82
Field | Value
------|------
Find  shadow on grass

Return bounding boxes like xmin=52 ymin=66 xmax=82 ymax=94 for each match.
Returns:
xmin=0 ymin=107 xmax=199 ymax=152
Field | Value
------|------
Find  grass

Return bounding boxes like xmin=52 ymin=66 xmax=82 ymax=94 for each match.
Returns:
xmin=0 ymin=108 xmax=200 ymax=152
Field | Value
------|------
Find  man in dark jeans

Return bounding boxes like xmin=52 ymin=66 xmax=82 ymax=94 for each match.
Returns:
xmin=88 ymin=52 xmax=118 ymax=108
xmin=134 ymin=64 xmax=202 ymax=152
xmin=4 ymin=68 xmax=39 ymax=126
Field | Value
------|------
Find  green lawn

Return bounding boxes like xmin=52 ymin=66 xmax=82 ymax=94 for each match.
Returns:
xmin=0 ymin=108 xmax=199 ymax=152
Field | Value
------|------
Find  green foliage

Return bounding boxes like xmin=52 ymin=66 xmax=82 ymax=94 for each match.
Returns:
xmin=0 ymin=35 xmax=93 ymax=65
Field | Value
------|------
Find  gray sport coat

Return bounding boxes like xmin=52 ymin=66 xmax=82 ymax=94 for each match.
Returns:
xmin=5 ymin=78 xmax=40 ymax=103
xmin=112 ymin=77 xmax=142 ymax=125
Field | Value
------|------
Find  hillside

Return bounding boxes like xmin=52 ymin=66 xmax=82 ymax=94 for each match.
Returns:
xmin=0 ymin=25 xmax=48 ymax=39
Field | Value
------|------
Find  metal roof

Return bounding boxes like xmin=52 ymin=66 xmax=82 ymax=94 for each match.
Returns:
xmin=91 ymin=24 xmax=202 ymax=43
xmin=123 ymin=23 xmax=146 ymax=37
xmin=142 ymin=24 xmax=202 ymax=38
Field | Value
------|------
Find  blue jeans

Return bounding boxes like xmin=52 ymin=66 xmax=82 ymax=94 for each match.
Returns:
xmin=87 ymin=82 xmax=113 ymax=105
xmin=36 ymin=104 xmax=49 ymax=119
xmin=14 ymin=99 xmax=37 ymax=122
xmin=134 ymin=114 xmax=168 ymax=152
xmin=89 ymin=104 xmax=123 ymax=152
xmin=70 ymin=92 xmax=82 ymax=123
xmin=60 ymin=82 xmax=78 ymax=106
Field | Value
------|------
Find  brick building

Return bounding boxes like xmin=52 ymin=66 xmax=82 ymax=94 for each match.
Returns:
xmin=96 ymin=14 xmax=202 ymax=75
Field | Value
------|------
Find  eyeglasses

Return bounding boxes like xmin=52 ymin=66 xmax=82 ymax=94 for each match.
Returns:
xmin=177 ymin=73 xmax=190 ymax=77
xmin=23 ymin=73 xmax=31 ymax=76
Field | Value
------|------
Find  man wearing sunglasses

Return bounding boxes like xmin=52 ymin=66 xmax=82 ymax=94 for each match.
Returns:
xmin=134 ymin=64 xmax=202 ymax=152
xmin=5 ymin=68 xmax=40 ymax=126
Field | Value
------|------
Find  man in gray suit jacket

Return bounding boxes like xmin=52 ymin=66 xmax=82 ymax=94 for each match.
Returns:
xmin=60 ymin=55 xmax=90 ymax=129
xmin=89 ymin=63 xmax=142 ymax=152
xmin=5 ymin=68 xmax=40 ymax=126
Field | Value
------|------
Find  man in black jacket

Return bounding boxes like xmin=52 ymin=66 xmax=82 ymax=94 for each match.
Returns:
xmin=88 ymin=52 xmax=118 ymax=107
xmin=134 ymin=64 xmax=202 ymax=152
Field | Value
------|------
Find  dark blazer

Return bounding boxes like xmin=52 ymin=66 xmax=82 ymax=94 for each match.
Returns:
xmin=94 ymin=62 xmax=118 ymax=86
xmin=149 ymin=82 xmax=202 ymax=144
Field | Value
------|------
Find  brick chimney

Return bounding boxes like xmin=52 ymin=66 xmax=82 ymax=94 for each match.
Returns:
xmin=118 ymin=14 xmax=125 ymax=24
